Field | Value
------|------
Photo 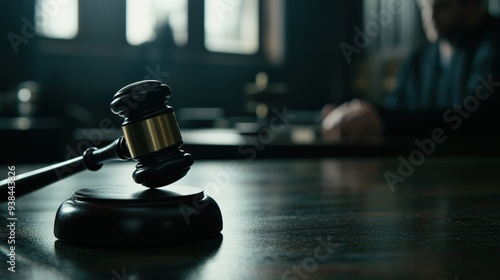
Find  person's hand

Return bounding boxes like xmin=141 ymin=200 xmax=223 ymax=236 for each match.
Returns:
xmin=321 ymin=99 xmax=384 ymax=142
xmin=321 ymin=104 xmax=336 ymax=118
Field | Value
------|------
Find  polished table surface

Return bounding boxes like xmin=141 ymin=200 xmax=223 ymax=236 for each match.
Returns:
xmin=1 ymin=157 xmax=500 ymax=279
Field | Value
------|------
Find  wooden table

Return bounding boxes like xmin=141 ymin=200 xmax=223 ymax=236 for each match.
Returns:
xmin=1 ymin=157 xmax=500 ymax=279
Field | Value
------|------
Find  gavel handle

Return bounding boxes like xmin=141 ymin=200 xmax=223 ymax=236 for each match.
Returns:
xmin=0 ymin=137 xmax=131 ymax=202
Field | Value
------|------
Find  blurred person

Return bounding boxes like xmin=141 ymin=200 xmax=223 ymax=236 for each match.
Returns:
xmin=322 ymin=0 xmax=500 ymax=141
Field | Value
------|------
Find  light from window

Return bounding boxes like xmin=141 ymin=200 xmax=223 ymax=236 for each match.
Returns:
xmin=35 ymin=0 xmax=79 ymax=39
xmin=126 ymin=0 xmax=188 ymax=46
xmin=205 ymin=0 xmax=259 ymax=54
xmin=489 ymin=0 xmax=500 ymax=16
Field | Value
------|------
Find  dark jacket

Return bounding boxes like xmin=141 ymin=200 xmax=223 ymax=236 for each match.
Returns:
xmin=377 ymin=15 xmax=500 ymax=139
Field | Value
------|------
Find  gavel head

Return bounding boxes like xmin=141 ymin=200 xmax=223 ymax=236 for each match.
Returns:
xmin=110 ymin=80 xmax=193 ymax=188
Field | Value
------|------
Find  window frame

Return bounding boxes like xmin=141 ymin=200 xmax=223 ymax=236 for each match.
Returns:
xmin=36 ymin=0 xmax=282 ymax=68
xmin=183 ymin=0 xmax=268 ymax=65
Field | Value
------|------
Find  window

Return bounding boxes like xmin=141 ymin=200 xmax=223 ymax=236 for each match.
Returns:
xmin=126 ymin=0 xmax=188 ymax=46
xmin=35 ymin=0 xmax=79 ymax=39
xmin=489 ymin=0 xmax=500 ymax=16
xmin=204 ymin=0 xmax=259 ymax=54
xmin=36 ymin=0 xmax=262 ymax=55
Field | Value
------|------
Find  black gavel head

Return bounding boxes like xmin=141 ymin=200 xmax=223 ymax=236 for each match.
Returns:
xmin=110 ymin=80 xmax=193 ymax=188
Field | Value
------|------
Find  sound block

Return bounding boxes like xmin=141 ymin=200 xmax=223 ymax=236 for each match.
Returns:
xmin=54 ymin=185 xmax=223 ymax=246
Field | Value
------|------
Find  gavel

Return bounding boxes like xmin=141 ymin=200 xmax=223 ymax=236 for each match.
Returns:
xmin=0 ymin=80 xmax=222 ymax=246
xmin=0 ymin=80 xmax=194 ymax=200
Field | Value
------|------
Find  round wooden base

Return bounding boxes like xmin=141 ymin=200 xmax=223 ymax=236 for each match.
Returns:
xmin=54 ymin=185 xmax=223 ymax=246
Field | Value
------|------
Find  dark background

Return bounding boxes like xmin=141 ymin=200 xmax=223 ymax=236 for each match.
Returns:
xmin=0 ymin=1 xmax=364 ymax=120
xmin=1 ymin=0 xmax=499 ymax=163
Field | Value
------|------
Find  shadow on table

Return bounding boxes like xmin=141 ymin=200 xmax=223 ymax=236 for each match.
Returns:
xmin=53 ymin=234 xmax=223 ymax=279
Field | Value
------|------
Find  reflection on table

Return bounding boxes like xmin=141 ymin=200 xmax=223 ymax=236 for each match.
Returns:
xmin=1 ymin=157 xmax=500 ymax=279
